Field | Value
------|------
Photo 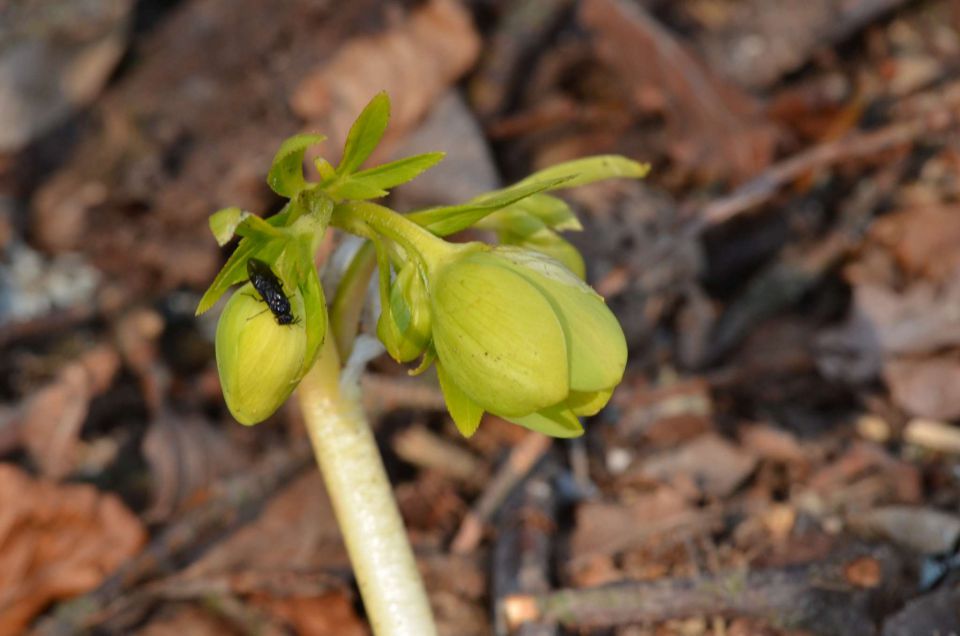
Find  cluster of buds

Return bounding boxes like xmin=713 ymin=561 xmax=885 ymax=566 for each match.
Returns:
xmin=198 ymin=93 xmax=647 ymax=437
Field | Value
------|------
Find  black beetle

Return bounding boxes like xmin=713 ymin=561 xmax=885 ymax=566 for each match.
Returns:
xmin=246 ymin=258 xmax=297 ymax=325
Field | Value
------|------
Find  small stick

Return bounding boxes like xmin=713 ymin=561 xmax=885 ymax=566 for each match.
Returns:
xmin=451 ymin=431 xmax=553 ymax=554
xmin=503 ymin=544 xmax=911 ymax=636
xmin=692 ymin=109 xmax=956 ymax=230
xmin=492 ymin=463 xmax=558 ymax=636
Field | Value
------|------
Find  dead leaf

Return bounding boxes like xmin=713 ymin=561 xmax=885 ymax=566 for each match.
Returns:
xmin=640 ymin=433 xmax=758 ymax=498
xmin=818 ymin=278 xmax=960 ymax=382
xmin=19 ymin=344 xmax=121 ymax=479
xmin=580 ymin=0 xmax=778 ymax=181
xmin=291 ymin=0 xmax=481 ymax=156
xmin=850 ymin=505 xmax=960 ymax=554
xmin=172 ymin=470 xmax=347 ymax=589
xmin=871 ymin=205 xmax=960 ymax=283
xmin=142 ymin=411 xmax=251 ymax=522
xmin=568 ymin=487 xmax=705 ymax=565
xmin=263 ymin=593 xmax=367 ymax=636
xmin=0 ymin=464 xmax=145 ymax=634
xmin=884 ymin=357 xmax=960 ymax=420
xmin=136 ymin=605 xmax=239 ymax=636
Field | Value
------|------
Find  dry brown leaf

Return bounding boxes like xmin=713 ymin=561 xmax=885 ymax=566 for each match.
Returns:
xmin=136 ymin=604 xmax=239 ymax=636
xmin=172 ymin=471 xmax=347 ymax=588
xmin=818 ymin=278 xmax=960 ymax=382
xmin=580 ymin=0 xmax=778 ymax=182
xmin=142 ymin=411 xmax=251 ymax=522
xmin=0 ymin=464 xmax=145 ymax=634
xmin=568 ymin=487 xmax=700 ymax=565
xmin=640 ymin=432 xmax=758 ymax=499
xmin=262 ymin=593 xmax=367 ymax=636
xmin=850 ymin=505 xmax=960 ymax=554
xmin=884 ymin=357 xmax=960 ymax=420
xmin=19 ymin=344 xmax=121 ymax=479
xmin=871 ymin=205 xmax=960 ymax=283
xmin=291 ymin=0 xmax=481 ymax=155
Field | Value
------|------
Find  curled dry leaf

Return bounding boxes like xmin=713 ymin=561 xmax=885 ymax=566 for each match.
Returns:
xmin=291 ymin=0 xmax=481 ymax=155
xmin=142 ymin=411 xmax=251 ymax=522
xmin=19 ymin=343 xmax=121 ymax=479
xmin=0 ymin=464 xmax=145 ymax=634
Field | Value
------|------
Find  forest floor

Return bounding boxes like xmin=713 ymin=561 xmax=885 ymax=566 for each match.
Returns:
xmin=3 ymin=0 xmax=960 ymax=634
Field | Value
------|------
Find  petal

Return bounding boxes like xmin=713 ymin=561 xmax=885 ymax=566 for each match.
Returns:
xmin=507 ymin=406 xmax=583 ymax=438
xmin=437 ymin=362 xmax=484 ymax=437
xmin=567 ymin=388 xmax=614 ymax=416
xmin=498 ymin=248 xmax=626 ymax=393
xmin=431 ymin=254 xmax=569 ymax=417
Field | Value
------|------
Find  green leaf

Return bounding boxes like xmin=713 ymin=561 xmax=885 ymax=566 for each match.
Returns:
xmin=481 ymin=194 xmax=580 ymax=233
xmin=328 ymin=179 xmax=389 ymax=201
xmin=406 ymin=176 xmax=571 ymax=236
xmin=437 ymin=362 xmax=484 ymax=437
xmin=350 ymin=152 xmax=445 ymax=190
xmin=234 ymin=214 xmax=289 ymax=242
xmin=267 ymin=133 xmax=326 ymax=198
xmin=516 ymin=155 xmax=649 ymax=190
xmin=209 ymin=207 xmax=247 ymax=246
xmin=337 ymin=92 xmax=390 ymax=175
xmin=197 ymin=238 xmax=263 ymax=315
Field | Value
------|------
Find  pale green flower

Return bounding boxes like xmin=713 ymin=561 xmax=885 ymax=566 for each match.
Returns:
xmin=429 ymin=246 xmax=626 ymax=437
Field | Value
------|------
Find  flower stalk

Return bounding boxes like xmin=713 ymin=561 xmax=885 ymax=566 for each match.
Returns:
xmin=297 ymin=336 xmax=437 ymax=636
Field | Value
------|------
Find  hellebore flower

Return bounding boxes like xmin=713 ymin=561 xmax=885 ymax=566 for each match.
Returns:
xmin=429 ymin=245 xmax=627 ymax=437
xmin=215 ymin=283 xmax=307 ymax=425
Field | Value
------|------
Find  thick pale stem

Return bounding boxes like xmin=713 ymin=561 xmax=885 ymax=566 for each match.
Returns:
xmin=297 ymin=337 xmax=437 ymax=636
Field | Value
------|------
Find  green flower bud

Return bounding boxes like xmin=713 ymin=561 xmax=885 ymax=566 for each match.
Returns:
xmin=430 ymin=245 xmax=626 ymax=437
xmin=215 ymin=283 xmax=307 ymax=425
xmin=377 ymin=262 xmax=432 ymax=363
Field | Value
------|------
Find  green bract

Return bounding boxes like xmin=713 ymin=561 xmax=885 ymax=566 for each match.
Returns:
xmin=377 ymin=261 xmax=432 ymax=363
xmin=215 ymin=283 xmax=307 ymax=425
xmin=429 ymin=245 xmax=627 ymax=438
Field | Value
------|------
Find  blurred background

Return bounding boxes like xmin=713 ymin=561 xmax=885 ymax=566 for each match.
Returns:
xmin=2 ymin=0 xmax=960 ymax=634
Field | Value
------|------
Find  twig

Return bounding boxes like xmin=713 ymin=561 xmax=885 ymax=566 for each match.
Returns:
xmin=504 ymin=544 xmax=912 ymax=636
xmin=393 ymin=425 xmax=487 ymax=488
xmin=692 ymin=109 xmax=956 ymax=230
xmin=492 ymin=462 xmax=558 ymax=636
xmin=451 ymin=431 xmax=553 ymax=554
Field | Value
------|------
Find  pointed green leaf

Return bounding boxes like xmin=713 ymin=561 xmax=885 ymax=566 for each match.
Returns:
xmin=516 ymin=155 xmax=649 ymax=190
xmin=197 ymin=238 xmax=263 ymax=315
xmin=267 ymin=133 xmax=326 ymax=198
xmin=437 ymin=362 xmax=484 ymax=437
xmin=508 ymin=406 xmax=583 ymax=438
xmin=234 ymin=214 xmax=289 ymax=242
xmin=481 ymin=194 xmax=581 ymax=233
xmin=350 ymin=152 xmax=445 ymax=190
xmin=328 ymin=179 xmax=389 ymax=200
xmin=209 ymin=207 xmax=247 ymax=246
xmin=406 ymin=176 xmax=571 ymax=236
xmin=337 ymin=91 xmax=390 ymax=175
